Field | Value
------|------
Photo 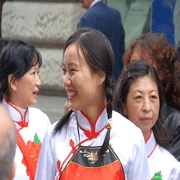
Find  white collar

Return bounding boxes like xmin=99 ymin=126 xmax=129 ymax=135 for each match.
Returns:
xmin=2 ymin=99 xmax=29 ymax=129
xmin=90 ymin=0 xmax=102 ymax=8
xmin=145 ymin=130 xmax=157 ymax=158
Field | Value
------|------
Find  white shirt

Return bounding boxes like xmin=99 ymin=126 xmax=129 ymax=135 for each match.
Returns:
xmin=2 ymin=99 xmax=51 ymax=180
xmin=146 ymin=131 xmax=180 ymax=180
xmin=35 ymin=109 xmax=151 ymax=180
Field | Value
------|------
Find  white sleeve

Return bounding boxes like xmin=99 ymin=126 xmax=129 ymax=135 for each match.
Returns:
xmin=128 ymin=137 xmax=151 ymax=180
xmin=35 ymin=126 xmax=56 ymax=180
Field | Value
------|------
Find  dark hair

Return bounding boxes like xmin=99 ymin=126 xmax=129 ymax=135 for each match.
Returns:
xmin=123 ymin=32 xmax=180 ymax=111
xmin=54 ymin=28 xmax=115 ymax=157
xmin=0 ymin=39 xmax=42 ymax=101
xmin=178 ymin=41 xmax=180 ymax=62
xmin=113 ymin=60 xmax=170 ymax=149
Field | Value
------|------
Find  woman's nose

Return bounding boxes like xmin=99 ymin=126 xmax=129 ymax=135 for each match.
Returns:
xmin=36 ymin=74 xmax=41 ymax=87
xmin=63 ymin=73 xmax=71 ymax=87
xmin=142 ymin=99 xmax=151 ymax=112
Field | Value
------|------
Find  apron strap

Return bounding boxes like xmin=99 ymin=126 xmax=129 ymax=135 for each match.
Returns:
xmin=16 ymin=130 xmax=35 ymax=180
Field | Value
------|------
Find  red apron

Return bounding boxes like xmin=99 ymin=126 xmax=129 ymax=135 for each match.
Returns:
xmin=59 ymin=145 xmax=125 ymax=180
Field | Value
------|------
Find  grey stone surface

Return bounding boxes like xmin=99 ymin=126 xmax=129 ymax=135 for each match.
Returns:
xmin=2 ymin=1 xmax=84 ymax=45
xmin=34 ymin=94 xmax=67 ymax=124
xmin=1 ymin=1 xmax=85 ymax=95
xmin=37 ymin=47 xmax=65 ymax=95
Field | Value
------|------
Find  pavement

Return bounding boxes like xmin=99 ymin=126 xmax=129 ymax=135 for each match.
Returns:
xmin=34 ymin=94 xmax=67 ymax=124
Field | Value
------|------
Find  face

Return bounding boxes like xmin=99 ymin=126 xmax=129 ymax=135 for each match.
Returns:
xmin=80 ymin=0 xmax=93 ymax=9
xmin=123 ymin=75 xmax=160 ymax=140
xmin=8 ymin=64 xmax=41 ymax=109
xmin=62 ymin=43 xmax=105 ymax=116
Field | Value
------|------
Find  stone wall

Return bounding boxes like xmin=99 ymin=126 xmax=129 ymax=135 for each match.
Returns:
xmin=1 ymin=1 xmax=85 ymax=95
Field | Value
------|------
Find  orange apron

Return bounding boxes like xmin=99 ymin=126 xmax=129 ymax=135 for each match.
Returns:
xmin=59 ymin=145 xmax=125 ymax=180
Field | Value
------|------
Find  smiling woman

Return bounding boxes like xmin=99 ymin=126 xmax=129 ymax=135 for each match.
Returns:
xmin=35 ymin=28 xmax=151 ymax=180
xmin=0 ymin=39 xmax=51 ymax=180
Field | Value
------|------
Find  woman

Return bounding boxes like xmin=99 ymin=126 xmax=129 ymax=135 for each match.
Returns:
xmin=35 ymin=28 xmax=150 ymax=180
xmin=0 ymin=39 xmax=51 ymax=180
xmin=123 ymin=32 xmax=180 ymax=161
xmin=113 ymin=60 xmax=180 ymax=179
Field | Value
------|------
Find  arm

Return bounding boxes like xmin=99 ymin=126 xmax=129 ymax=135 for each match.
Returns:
xmin=35 ymin=127 xmax=56 ymax=180
xmin=127 ymin=137 xmax=151 ymax=180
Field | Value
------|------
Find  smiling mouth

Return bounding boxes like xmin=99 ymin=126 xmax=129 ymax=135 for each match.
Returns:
xmin=33 ymin=90 xmax=39 ymax=95
xmin=67 ymin=92 xmax=77 ymax=100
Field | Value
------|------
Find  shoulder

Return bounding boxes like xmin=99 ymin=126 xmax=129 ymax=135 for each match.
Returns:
xmin=42 ymin=121 xmax=57 ymax=140
xmin=94 ymin=2 xmax=119 ymax=13
xmin=29 ymin=107 xmax=49 ymax=117
xmin=111 ymin=110 xmax=143 ymax=140
xmin=163 ymin=105 xmax=180 ymax=134
xmin=28 ymin=107 xmax=51 ymax=124
xmin=148 ymin=145 xmax=180 ymax=178
xmin=84 ymin=3 xmax=120 ymax=17
xmin=158 ymin=145 xmax=180 ymax=167
xmin=165 ymin=105 xmax=180 ymax=120
xmin=112 ymin=111 xmax=141 ymax=131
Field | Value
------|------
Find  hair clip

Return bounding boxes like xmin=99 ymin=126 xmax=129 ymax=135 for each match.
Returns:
xmin=105 ymin=118 xmax=112 ymax=129
xmin=124 ymin=66 xmax=130 ymax=78
xmin=128 ymin=71 xmax=130 ymax=78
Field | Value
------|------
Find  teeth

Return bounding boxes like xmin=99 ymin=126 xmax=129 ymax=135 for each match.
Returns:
xmin=67 ymin=93 xmax=76 ymax=98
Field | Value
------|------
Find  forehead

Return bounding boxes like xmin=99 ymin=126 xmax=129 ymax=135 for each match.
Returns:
xmin=129 ymin=75 xmax=158 ymax=92
xmin=63 ymin=43 xmax=88 ymax=67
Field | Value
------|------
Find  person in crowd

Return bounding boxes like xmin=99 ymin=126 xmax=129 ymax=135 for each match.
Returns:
xmin=78 ymin=0 xmax=125 ymax=81
xmin=64 ymin=0 xmax=125 ymax=112
xmin=0 ymin=105 xmax=16 ymax=180
xmin=35 ymin=28 xmax=150 ymax=180
xmin=113 ymin=60 xmax=180 ymax=179
xmin=0 ymin=39 xmax=51 ymax=180
xmin=122 ymin=32 xmax=180 ymax=161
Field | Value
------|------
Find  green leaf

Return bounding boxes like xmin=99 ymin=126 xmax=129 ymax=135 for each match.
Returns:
xmin=34 ymin=133 xmax=41 ymax=144
xmin=152 ymin=171 xmax=163 ymax=180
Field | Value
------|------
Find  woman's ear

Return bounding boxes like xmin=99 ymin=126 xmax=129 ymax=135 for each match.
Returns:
xmin=122 ymin=104 xmax=128 ymax=116
xmin=97 ymin=72 xmax=106 ymax=85
xmin=8 ymin=74 xmax=17 ymax=91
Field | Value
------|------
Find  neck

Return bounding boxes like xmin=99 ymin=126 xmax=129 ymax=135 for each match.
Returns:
xmin=81 ymin=100 xmax=107 ymax=124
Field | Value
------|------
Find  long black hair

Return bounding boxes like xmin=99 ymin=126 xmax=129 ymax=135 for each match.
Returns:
xmin=54 ymin=28 xmax=115 ymax=157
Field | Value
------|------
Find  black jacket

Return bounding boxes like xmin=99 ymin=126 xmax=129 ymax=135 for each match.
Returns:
xmin=163 ymin=103 xmax=180 ymax=161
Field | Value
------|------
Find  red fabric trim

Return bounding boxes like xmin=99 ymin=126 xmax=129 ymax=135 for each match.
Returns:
xmin=16 ymin=130 xmax=35 ymax=180
xmin=147 ymin=144 xmax=157 ymax=158
xmin=5 ymin=99 xmax=29 ymax=129
xmin=145 ymin=130 xmax=152 ymax=143
xmin=80 ymin=102 xmax=107 ymax=129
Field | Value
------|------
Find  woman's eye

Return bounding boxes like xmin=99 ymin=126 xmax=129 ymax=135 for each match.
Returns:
xmin=135 ymin=95 xmax=142 ymax=100
xmin=151 ymin=95 xmax=157 ymax=99
xmin=62 ymin=69 xmax=66 ymax=74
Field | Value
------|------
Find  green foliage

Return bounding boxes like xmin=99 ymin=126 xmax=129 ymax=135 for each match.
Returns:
xmin=34 ymin=133 xmax=41 ymax=144
xmin=152 ymin=171 xmax=163 ymax=180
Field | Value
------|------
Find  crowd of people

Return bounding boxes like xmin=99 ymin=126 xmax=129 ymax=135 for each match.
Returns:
xmin=0 ymin=0 xmax=180 ymax=180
